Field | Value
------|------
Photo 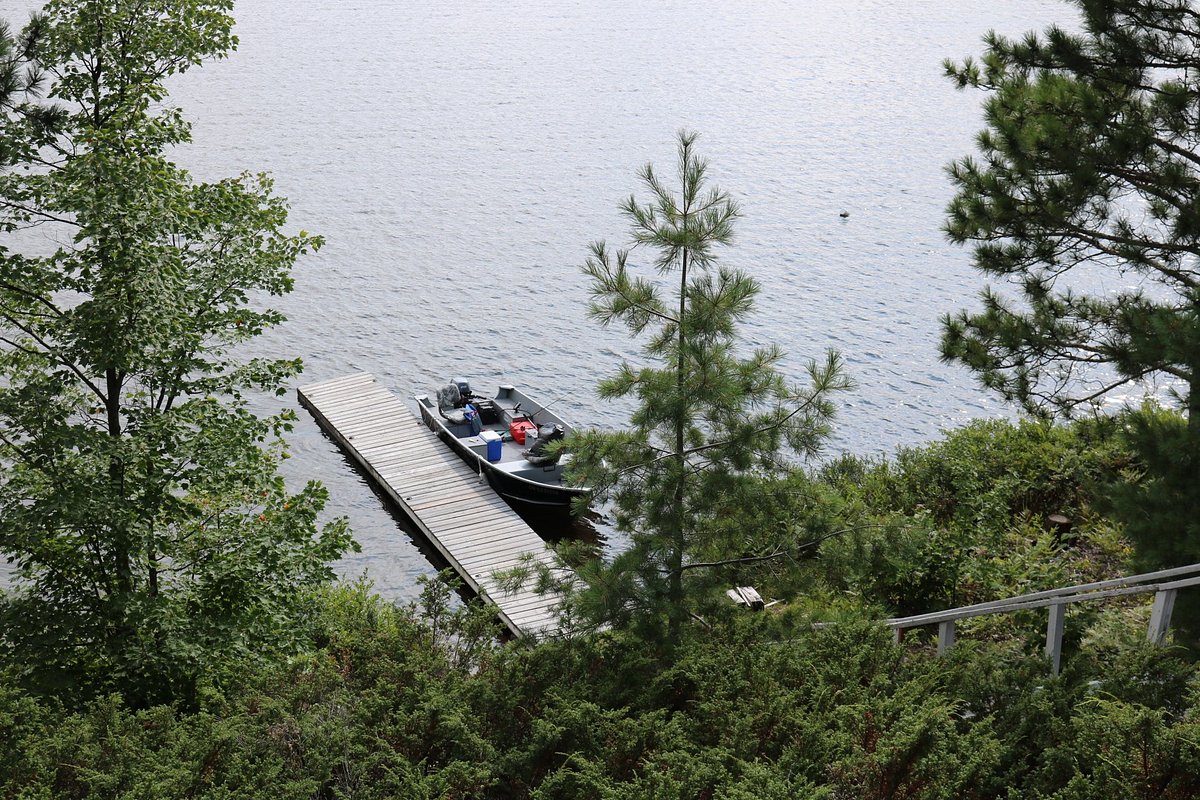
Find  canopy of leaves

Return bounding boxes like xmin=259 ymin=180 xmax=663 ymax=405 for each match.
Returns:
xmin=0 ymin=0 xmax=352 ymax=707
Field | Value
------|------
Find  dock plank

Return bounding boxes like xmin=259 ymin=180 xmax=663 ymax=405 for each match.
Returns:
xmin=453 ymin=532 xmax=547 ymax=556
xmin=416 ymin=499 xmax=516 ymax=522
xmin=298 ymin=373 xmax=567 ymax=638
xmin=401 ymin=483 xmax=498 ymax=505
xmin=423 ymin=520 xmax=521 ymax=541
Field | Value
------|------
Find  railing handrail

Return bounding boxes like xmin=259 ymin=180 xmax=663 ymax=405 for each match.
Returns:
xmin=887 ymin=574 xmax=1200 ymax=630
xmin=886 ymin=563 xmax=1200 ymax=630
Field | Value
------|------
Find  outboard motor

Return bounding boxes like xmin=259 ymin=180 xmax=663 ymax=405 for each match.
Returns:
xmin=452 ymin=379 xmax=472 ymax=401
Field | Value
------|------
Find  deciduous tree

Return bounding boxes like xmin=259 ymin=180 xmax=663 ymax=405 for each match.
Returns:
xmin=0 ymin=0 xmax=352 ymax=705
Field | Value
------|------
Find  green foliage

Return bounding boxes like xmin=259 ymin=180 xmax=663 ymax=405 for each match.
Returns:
xmin=1097 ymin=404 xmax=1200 ymax=645
xmin=1065 ymin=698 xmax=1200 ymax=799
xmin=1105 ymin=405 xmax=1200 ymax=568
xmin=880 ymin=419 xmax=1112 ymax=530
xmin=567 ymin=131 xmax=849 ymax=645
xmin=1011 ymin=404 xmax=1196 ymax=649
xmin=2 ymin=4 xmax=1196 ymax=794
xmin=0 ymin=0 xmax=352 ymax=706
xmin=942 ymin=0 xmax=1200 ymax=425
xmin=941 ymin=0 xmax=1200 ymax=600
xmin=4 ymin=592 xmax=1196 ymax=799
xmin=0 ymin=584 xmax=496 ymax=798
xmin=826 ymin=419 xmax=1131 ymax=612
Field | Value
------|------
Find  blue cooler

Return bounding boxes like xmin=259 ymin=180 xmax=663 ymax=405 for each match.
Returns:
xmin=480 ymin=430 xmax=502 ymax=462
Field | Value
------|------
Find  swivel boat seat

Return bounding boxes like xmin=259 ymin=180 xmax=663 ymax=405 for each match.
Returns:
xmin=436 ymin=383 xmax=468 ymax=425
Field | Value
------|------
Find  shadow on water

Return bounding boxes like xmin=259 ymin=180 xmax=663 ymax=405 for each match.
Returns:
xmin=509 ymin=502 xmax=606 ymax=546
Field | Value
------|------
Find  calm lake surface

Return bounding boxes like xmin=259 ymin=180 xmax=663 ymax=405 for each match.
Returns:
xmin=4 ymin=0 xmax=1078 ymax=599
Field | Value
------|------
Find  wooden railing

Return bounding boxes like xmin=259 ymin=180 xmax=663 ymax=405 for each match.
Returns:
xmin=885 ymin=564 xmax=1200 ymax=674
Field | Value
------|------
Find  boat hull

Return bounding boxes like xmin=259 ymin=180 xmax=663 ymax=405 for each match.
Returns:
xmin=485 ymin=464 xmax=586 ymax=508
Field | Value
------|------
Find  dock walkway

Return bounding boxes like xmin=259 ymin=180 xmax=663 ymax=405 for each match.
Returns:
xmin=298 ymin=373 xmax=566 ymax=637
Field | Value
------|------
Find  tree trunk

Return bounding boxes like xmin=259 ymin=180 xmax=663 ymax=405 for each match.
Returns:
xmin=106 ymin=366 xmax=133 ymax=595
xmin=667 ymin=244 xmax=689 ymax=647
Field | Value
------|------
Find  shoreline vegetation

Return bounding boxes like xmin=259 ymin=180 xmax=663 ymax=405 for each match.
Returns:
xmin=4 ymin=415 xmax=1200 ymax=798
xmin=2 ymin=0 xmax=1200 ymax=797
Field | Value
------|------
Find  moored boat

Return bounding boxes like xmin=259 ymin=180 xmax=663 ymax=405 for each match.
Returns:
xmin=415 ymin=381 xmax=589 ymax=509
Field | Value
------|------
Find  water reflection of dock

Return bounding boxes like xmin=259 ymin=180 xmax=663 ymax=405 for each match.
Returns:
xmin=298 ymin=373 xmax=566 ymax=637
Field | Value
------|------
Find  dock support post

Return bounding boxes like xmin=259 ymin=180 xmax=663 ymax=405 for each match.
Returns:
xmin=1045 ymin=602 xmax=1065 ymax=675
xmin=1148 ymin=589 xmax=1177 ymax=644
xmin=937 ymin=620 xmax=956 ymax=656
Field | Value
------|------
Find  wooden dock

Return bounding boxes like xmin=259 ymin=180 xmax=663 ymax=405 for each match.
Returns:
xmin=298 ymin=373 xmax=567 ymax=637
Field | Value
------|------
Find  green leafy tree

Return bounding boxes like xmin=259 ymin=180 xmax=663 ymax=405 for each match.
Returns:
xmin=941 ymin=0 xmax=1200 ymax=582
xmin=0 ymin=0 xmax=352 ymax=705
xmin=567 ymin=131 xmax=849 ymax=647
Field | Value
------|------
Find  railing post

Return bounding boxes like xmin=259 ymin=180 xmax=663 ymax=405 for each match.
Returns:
xmin=937 ymin=620 xmax=956 ymax=655
xmin=1045 ymin=601 xmax=1065 ymax=675
xmin=892 ymin=626 xmax=903 ymax=645
xmin=1148 ymin=589 xmax=1177 ymax=644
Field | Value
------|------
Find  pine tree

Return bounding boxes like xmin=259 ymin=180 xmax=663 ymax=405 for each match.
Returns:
xmin=567 ymin=132 xmax=849 ymax=647
xmin=941 ymin=0 xmax=1200 ymax=584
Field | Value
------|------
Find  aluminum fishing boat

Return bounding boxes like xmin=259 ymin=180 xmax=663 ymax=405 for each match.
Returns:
xmin=415 ymin=381 xmax=589 ymax=509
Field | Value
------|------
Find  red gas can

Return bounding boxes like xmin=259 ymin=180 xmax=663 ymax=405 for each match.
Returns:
xmin=509 ymin=419 xmax=536 ymax=445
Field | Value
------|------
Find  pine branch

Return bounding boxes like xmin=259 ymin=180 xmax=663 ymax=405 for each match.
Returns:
xmin=671 ymin=525 xmax=890 ymax=573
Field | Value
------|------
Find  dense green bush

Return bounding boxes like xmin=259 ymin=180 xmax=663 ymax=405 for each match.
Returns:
xmin=3 ymin=418 xmax=1197 ymax=798
xmin=2 ymin=585 xmax=1198 ymax=799
xmin=808 ymin=418 xmax=1133 ymax=614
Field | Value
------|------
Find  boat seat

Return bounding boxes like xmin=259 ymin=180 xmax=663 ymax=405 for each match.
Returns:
xmin=437 ymin=383 xmax=468 ymax=425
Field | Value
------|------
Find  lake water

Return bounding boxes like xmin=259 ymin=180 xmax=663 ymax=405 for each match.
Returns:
xmin=3 ymin=0 xmax=1077 ymax=599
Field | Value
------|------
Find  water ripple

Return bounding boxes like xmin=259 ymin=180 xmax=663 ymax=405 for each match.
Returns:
xmin=3 ymin=0 xmax=1077 ymax=597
